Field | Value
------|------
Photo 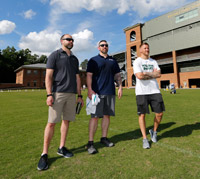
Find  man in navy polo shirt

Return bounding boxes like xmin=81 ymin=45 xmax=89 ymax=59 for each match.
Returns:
xmin=86 ymin=40 xmax=123 ymax=154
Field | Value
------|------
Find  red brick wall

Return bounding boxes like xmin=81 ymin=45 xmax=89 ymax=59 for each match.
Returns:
xmin=157 ymin=74 xmax=179 ymax=88
xmin=22 ymin=69 xmax=46 ymax=88
xmin=179 ymin=71 xmax=200 ymax=88
xmin=0 ymin=83 xmax=23 ymax=89
xmin=125 ymin=25 xmax=142 ymax=87
xmin=16 ymin=68 xmax=86 ymax=89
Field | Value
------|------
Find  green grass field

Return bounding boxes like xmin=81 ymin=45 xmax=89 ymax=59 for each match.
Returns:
xmin=0 ymin=89 xmax=200 ymax=178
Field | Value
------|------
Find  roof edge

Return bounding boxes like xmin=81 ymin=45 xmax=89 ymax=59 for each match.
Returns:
xmin=123 ymin=23 xmax=142 ymax=32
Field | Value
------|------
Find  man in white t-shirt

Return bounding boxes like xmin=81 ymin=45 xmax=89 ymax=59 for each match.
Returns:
xmin=133 ymin=43 xmax=165 ymax=149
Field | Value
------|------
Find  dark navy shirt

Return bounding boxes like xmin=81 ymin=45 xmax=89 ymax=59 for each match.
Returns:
xmin=87 ymin=54 xmax=120 ymax=95
xmin=46 ymin=48 xmax=79 ymax=93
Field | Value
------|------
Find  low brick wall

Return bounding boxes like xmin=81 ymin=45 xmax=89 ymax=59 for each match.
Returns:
xmin=0 ymin=83 xmax=24 ymax=89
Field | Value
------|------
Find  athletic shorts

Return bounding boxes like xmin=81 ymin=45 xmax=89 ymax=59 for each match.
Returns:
xmin=91 ymin=95 xmax=115 ymax=118
xmin=136 ymin=93 xmax=165 ymax=115
xmin=48 ymin=93 xmax=76 ymax=123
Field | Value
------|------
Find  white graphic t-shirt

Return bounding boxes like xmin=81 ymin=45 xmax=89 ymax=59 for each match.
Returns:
xmin=133 ymin=57 xmax=160 ymax=95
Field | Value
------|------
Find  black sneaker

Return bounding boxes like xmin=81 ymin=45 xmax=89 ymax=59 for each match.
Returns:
xmin=100 ymin=137 xmax=114 ymax=147
xmin=57 ymin=147 xmax=73 ymax=158
xmin=37 ymin=154 xmax=48 ymax=171
xmin=87 ymin=144 xmax=97 ymax=154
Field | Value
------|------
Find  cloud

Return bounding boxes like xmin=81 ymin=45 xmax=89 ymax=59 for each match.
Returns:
xmin=50 ymin=0 xmax=123 ymax=14
xmin=22 ymin=9 xmax=36 ymax=19
xmin=0 ymin=20 xmax=16 ymax=35
xmin=130 ymin=0 xmax=191 ymax=18
xmin=18 ymin=29 xmax=95 ymax=57
xmin=18 ymin=30 xmax=61 ymax=56
xmin=49 ymin=0 xmax=193 ymax=17
xmin=117 ymin=0 xmax=130 ymax=14
xmin=77 ymin=21 xmax=92 ymax=32
xmin=72 ymin=29 xmax=94 ymax=53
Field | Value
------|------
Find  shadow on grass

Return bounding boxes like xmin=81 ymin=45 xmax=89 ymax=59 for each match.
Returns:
xmin=110 ymin=121 xmax=176 ymax=144
xmin=45 ymin=122 xmax=176 ymax=167
xmin=70 ymin=122 xmax=176 ymax=154
xmin=48 ymin=156 xmax=63 ymax=168
xmin=159 ymin=122 xmax=200 ymax=140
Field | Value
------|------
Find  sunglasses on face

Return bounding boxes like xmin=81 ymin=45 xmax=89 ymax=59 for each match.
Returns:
xmin=99 ymin=44 xmax=108 ymax=47
xmin=62 ymin=38 xmax=74 ymax=42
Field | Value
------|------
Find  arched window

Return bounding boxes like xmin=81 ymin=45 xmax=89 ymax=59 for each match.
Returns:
xmin=132 ymin=74 xmax=136 ymax=86
xmin=130 ymin=31 xmax=136 ymax=41
xmin=131 ymin=46 xmax=137 ymax=66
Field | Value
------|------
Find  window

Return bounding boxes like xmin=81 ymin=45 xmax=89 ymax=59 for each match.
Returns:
xmin=33 ymin=81 xmax=37 ymax=87
xmin=33 ymin=70 xmax=38 ymax=74
xmin=131 ymin=46 xmax=137 ymax=67
xmin=176 ymin=9 xmax=198 ymax=23
xmin=27 ymin=70 xmax=31 ymax=74
xmin=132 ymin=74 xmax=136 ymax=86
xmin=130 ymin=31 xmax=136 ymax=41
xmin=27 ymin=82 xmax=30 ymax=86
xmin=160 ymin=64 xmax=174 ymax=74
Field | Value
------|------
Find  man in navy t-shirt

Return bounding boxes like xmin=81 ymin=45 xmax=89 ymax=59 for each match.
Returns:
xmin=86 ymin=40 xmax=123 ymax=154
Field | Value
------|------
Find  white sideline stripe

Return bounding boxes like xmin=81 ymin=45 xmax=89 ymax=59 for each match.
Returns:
xmin=156 ymin=142 xmax=200 ymax=159
xmin=0 ymin=89 xmax=41 ymax=92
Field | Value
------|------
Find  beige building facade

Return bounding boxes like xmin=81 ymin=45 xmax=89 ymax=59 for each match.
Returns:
xmin=123 ymin=0 xmax=200 ymax=88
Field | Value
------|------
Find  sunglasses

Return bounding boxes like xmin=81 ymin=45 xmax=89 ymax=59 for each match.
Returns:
xmin=62 ymin=38 xmax=74 ymax=42
xmin=99 ymin=44 xmax=108 ymax=47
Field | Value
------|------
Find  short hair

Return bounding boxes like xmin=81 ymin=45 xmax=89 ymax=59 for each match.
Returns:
xmin=140 ymin=42 xmax=149 ymax=48
xmin=98 ymin=40 xmax=107 ymax=46
xmin=60 ymin=34 xmax=71 ymax=41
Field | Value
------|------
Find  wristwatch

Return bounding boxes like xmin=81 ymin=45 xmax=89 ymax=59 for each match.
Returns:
xmin=47 ymin=94 xmax=53 ymax=97
xmin=78 ymin=95 xmax=83 ymax=98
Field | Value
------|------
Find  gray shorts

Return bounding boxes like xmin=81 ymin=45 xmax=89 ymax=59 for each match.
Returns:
xmin=48 ymin=93 xmax=76 ymax=123
xmin=136 ymin=93 xmax=165 ymax=115
xmin=91 ymin=95 xmax=115 ymax=118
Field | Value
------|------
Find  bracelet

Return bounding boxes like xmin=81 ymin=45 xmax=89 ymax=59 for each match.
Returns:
xmin=47 ymin=94 xmax=53 ymax=97
xmin=78 ymin=95 xmax=83 ymax=98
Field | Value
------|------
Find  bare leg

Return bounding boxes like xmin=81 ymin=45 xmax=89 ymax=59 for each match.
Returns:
xmin=42 ymin=123 xmax=56 ymax=154
xmin=138 ymin=114 xmax=147 ymax=139
xmin=153 ymin=112 xmax=163 ymax=131
xmin=59 ymin=120 xmax=70 ymax=148
xmin=89 ymin=118 xmax=99 ymax=141
xmin=101 ymin=115 xmax=110 ymax=137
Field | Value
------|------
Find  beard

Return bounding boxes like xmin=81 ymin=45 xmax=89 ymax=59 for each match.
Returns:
xmin=65 ymin=44 xmax=73 ymax=50
xmin=101 ymin=49 xmax=108 ymax=54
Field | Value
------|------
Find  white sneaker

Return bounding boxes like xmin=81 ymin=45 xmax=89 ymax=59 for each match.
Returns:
xmin=149 ymin=129 xmax=157 ymax=143
xmin=143 ymin=139 xmax=150 ymax=149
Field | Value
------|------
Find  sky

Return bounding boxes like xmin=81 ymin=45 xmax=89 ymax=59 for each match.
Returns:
xmin=0 ymin=0 xmax=197 ymax=62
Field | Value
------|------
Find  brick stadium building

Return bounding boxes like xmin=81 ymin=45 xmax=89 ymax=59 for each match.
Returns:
xmin=14 ymin=63 xmax=86 ymax=89
xmin=122 ymin=0 xmax=200 ymax=88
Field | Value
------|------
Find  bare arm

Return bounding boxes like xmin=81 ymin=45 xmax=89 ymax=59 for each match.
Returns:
xmin=76 ymin=74 xmax=82 ymax=96
xmin=135 ymin=69 xmax=161 ymax=80
xmin=86 ymin=72 xmax=95 ymax=99
xmin=76 ymin=74 xmax=84 ymax=106
xmin=45 ymin=69 xmax=54 ymax=106
xmin=114 ymin=72 xmax=123 ymax=99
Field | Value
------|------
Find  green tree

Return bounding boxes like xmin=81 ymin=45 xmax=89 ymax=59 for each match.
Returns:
xmin=1 ymin=46 xmax=18 ymax=83
xmin=0 ymin=46 xmax=47 ymax=83
xmin=37 ymin=55 xmax=47 ymax=64
xmin=80 ymin=59 xmax=88 ymax=70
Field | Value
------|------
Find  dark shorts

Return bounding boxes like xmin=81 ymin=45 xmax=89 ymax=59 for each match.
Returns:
xmin=91 ymin=95 xmax=115 ymax=118
xmin=136 ymin=93 xmax=165 ymax=115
